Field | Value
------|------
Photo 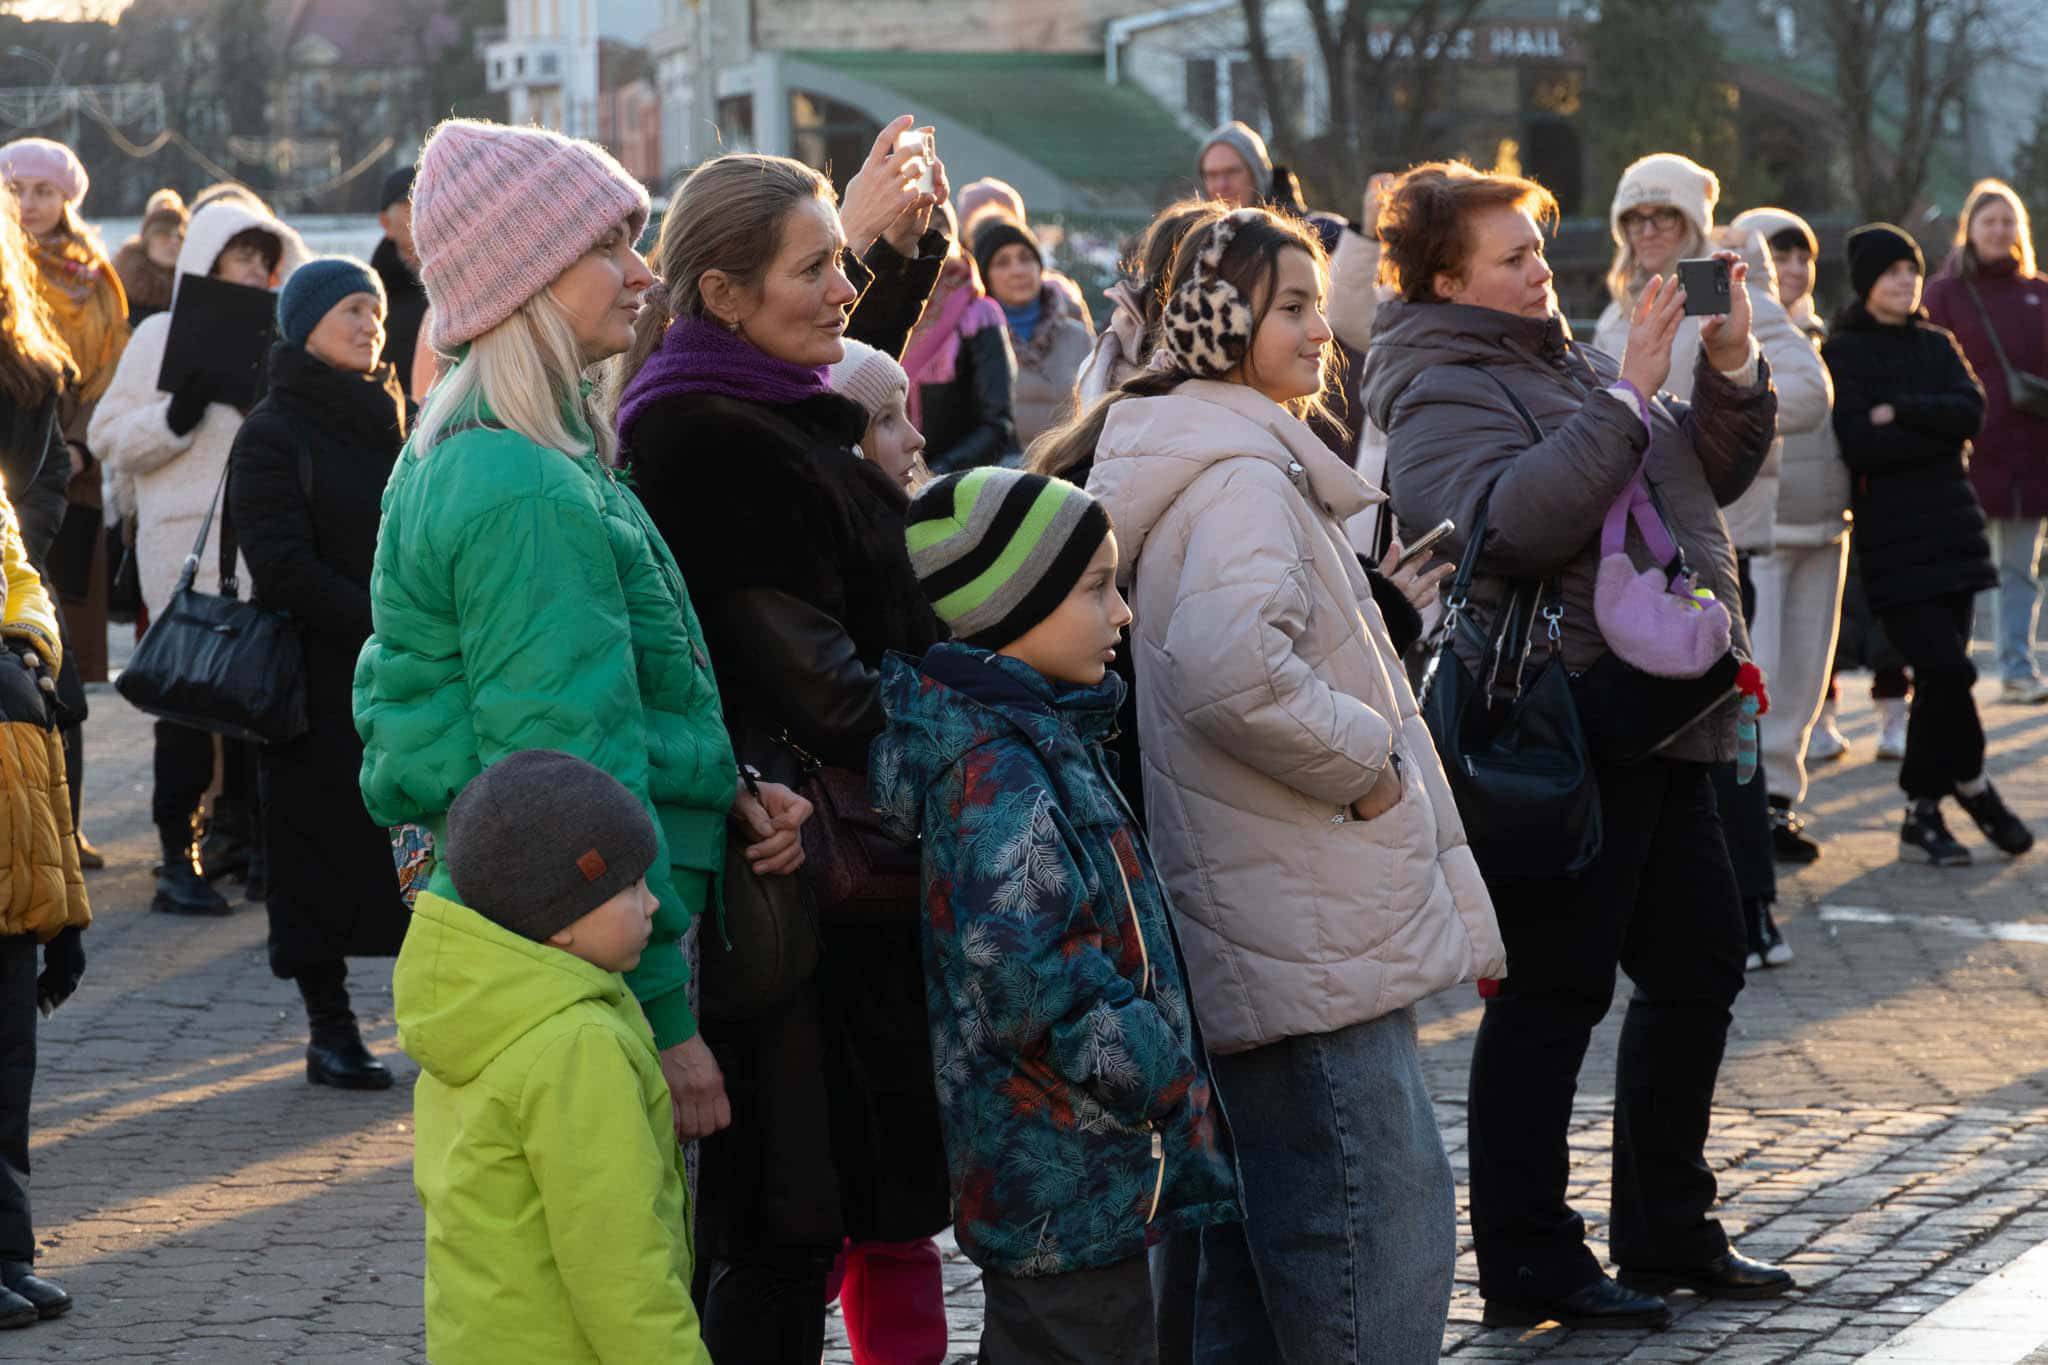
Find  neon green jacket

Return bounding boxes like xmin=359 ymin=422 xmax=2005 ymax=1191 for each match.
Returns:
xmin=355 ymin=390 xmax=734 ymax=1045
xmin=395 ymin=891 xmax=711 ymax=1365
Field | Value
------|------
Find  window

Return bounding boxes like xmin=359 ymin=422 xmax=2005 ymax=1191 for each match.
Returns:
xmin=1186 ymin=54 xmax=1304 ymax=137
xmin=1185 ymin=57 xmax=1218 ymax=128
xmin=539 ymin=51 xmax=559 ymax=76
xmin=717 ymin=94 xmax=755 ymax=152
xmin=791 ymin=90 xmax=878 ymax=195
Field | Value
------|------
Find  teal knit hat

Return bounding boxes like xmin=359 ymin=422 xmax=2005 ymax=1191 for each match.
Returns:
xmin=906 ymin=467 xmax=1110 ymax=650
xmin=276 ymin=255 xmax=385 ymax=346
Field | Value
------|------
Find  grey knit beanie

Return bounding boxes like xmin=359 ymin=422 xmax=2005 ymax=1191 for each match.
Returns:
xmin=443 ymin=750 xmax=660 ymax=942
xmin=1196 ymin=121 xmax=1273 ymax=200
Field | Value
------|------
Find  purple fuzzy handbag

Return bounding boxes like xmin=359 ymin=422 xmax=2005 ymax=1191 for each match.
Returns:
xmin=1593 ymin=469 xmax=1731 ymax=680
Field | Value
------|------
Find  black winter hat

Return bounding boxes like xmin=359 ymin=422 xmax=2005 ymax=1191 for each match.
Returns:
xmin=443 ymin=750 xmax=659 ymax=943
xmin=971 ymin=215 xmax=1042 ymax=287
xmin=380 ymin=164 xmax=417 ymax=212
xmin=1846 ymin=223 xmax=1925 ymax=303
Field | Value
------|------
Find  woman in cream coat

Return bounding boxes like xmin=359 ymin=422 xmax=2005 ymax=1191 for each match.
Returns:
xmin=89 ymin=200 xmax=307 ymax=918
xmin=1065 ymin=205 xmax=1502 ymax=1364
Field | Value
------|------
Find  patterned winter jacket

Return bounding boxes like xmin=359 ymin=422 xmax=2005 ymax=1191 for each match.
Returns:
xmin=872 ymin=643 xmax=1240 ymax=1277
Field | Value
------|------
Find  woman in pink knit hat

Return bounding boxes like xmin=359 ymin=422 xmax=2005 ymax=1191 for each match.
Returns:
xmin=352 ymin=121 xmax=817 ymax=1357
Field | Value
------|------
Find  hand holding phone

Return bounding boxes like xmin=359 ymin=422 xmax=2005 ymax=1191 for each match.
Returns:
xmin=1396 ymin=518 xmax=1455 ymax=571
xmin=895 ymin=128 xmax=936 ymax=197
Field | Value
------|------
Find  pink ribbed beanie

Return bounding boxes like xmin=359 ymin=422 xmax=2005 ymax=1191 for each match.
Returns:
xmin=828 ymin=340 xmax=909 ymax=422
xmin=412 ymin=119 xmax=650 ymax=350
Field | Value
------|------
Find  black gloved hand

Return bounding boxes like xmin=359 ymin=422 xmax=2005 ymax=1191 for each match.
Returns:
xmin=5 ymin=639 xmax=57 ymax=728
xmin=166 ymin=372 xmax=214 ymax=436
xmin=37 ymin=924 xmax=84 ymax=1016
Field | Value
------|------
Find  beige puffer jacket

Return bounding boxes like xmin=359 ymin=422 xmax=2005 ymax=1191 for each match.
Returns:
xmin=1592 ymin=229 xmax=1832 ymax=555
xmin=1087 ymin=379 xmax=1505 ymax=1054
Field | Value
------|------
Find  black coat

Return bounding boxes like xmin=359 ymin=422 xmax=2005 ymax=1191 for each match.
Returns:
xmin=372 ymin=237 xmax=429 ymax=402
xmin=1825 ymin=303 xmax=1997 ymax=612
xmin=229 ymin=343 xmax=408 ymax=978
xmin=0 ymin=386 xmax=73 ymax=571
xmin=919 ymin=322 xmax=1020 ymax=473
xmin=626 ymin=255 xmax=951 ymax=1253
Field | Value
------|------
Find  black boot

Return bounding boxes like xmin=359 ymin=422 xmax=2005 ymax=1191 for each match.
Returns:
xmin=1955 ymin=781 xmax=2035 ymax=857
xmin=299 ymin=965 xmax=392 ymax=1091
xmin=198 ymin=796 xmax=252 ymax=883
xmin=0 ymin=1261 xmax=70 ymax=1320
xmin=151 ymin=826 xmax=231 ymax=916
xmin=1768 ymin=795 xmax=1821 ymax=864
xmin=1901 ymin=799 xmax=1972 ymax=867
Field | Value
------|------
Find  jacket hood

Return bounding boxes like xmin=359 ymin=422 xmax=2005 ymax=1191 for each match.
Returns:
xmin=1360 ymin=298 xmax=1570 ymax=432
xmin=394 ymin=890 xmax=631 ymax=1087
xmin=172 ymin=202 xmax=309 ymax=307
xmin=1087 ymin=379 xmax=1379 ymax=574
xmin=871 ymin=644 xmax=1123 ymax=843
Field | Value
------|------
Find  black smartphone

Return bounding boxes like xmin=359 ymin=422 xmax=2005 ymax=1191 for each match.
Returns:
xmin=1676 ymin=257 xmax=1732 ymax=316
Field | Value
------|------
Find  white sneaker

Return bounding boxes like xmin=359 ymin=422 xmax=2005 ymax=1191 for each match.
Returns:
xmin=2002 ymin=677 xmax=2048 ymax=705
xmin=1876 ymin=699 xmax=1909 ymax=761
xmin=1807 ymin=702 xmax=1848 ymax=763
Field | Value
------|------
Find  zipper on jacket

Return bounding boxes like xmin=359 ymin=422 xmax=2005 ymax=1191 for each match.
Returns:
xmin=1108 ymin=835 xmax=1150 ymax=997
xmin=1145 ymin=1125 xmax=1165 ymax=1222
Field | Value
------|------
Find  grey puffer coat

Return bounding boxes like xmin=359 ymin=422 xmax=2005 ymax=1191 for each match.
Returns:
xmin=1364 ymin=300 xmax=1777 ymax=764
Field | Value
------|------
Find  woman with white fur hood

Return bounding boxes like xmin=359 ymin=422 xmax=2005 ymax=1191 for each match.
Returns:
xmin=1592 ymin=153 xmax=1831 ymax=970
xmin=89 ymin=199 xmax=307 ymax=919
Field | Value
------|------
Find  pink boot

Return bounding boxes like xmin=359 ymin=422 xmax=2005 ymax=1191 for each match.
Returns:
xmin=829 ymin=1237 xmax=947 ymax=1365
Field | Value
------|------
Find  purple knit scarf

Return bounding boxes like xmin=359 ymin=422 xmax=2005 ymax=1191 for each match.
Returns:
xmin=616 ymin=315 xmax=831 ymax=449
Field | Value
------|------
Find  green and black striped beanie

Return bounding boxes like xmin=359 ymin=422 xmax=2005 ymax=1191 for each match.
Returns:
xmin=905 ymin=467 xmax=1111 ymax=650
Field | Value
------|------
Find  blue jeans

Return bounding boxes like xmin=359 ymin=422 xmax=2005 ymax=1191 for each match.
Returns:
xmin=1191 ymin=1009 xmax=1453 ymax=1365
xmin=1989 ymin=516 xmax=2046 ymax=682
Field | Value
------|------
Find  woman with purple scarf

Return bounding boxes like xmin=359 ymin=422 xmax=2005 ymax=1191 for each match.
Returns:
xmin=613 ymin=134 xmax=954 ymax=1363
xmin=904 ymin=202 xmax=1019 ymax=472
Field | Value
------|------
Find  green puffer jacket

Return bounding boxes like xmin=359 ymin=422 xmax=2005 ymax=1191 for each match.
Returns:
xmin=354 ymin=393 xmax=735 ymax=1046
xmin=396 ymin=891 xmax=711 ymax=1365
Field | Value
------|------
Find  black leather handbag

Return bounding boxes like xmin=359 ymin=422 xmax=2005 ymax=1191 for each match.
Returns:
xmin=1420 ymin=485 xmax=1602 ymax=881
xmin=697 ymin=740 xmax=822 ymax=1024
xmin=115 ymin=457 xmax=307 ymax=744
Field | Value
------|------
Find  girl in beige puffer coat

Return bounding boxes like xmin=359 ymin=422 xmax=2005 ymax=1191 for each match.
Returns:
xmin=1054 ymin=205 xmax=1503 ymax=1365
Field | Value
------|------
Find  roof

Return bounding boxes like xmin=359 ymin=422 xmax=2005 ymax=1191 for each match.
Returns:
xmin=786 ymin=50 xmax=1198 ymax=209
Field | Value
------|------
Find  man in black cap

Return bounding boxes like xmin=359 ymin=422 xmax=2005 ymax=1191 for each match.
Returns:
xmin=373 ymin=164 xmax=428 ymax=400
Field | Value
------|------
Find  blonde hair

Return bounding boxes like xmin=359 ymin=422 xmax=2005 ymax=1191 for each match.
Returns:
xmin=1956 ymin=178 xmax=2037 ymax=277
xmin=0 ymin=183 xmax=74 ymax=406
xmin=413 ymin=289 xmax=614 ymax=464
xmin=1606 ymin=218 xmax=1708 ymax=312
xmin=610 ymin=153 xmax=833 ymax=411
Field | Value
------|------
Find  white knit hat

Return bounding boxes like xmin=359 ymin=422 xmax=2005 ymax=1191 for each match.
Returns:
xmin=827 ymin=339 xmax=909 ymax=422
xmin=1611 ymin=153 xmax=1719 ymax=247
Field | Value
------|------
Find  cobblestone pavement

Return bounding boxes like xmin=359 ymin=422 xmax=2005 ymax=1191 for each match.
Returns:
xmin=15 ymin=667 xmax=2048 ymax=1363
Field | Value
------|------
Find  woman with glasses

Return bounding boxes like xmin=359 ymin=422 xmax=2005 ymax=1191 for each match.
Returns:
xmin=1592 ymin=154 xmax=1831 ymax=972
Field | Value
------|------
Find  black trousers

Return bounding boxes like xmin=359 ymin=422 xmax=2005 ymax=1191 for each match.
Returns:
xmin=981 ymin=1255 xmax=1156 ymax=1365
xmin=1468 ymin=758 xmax=1747 ymax=1300
xmin=0 ymin=935 xmax=37 ymax=1263
xmin=1877 ymin=592 xmax=1984 ymax=800
xmin=151 ymin=722 xmax=249 ymax=835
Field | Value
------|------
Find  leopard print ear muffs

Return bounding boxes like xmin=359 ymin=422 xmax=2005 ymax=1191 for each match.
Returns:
xmin=1162 ymin=208 xmax=1265 ymax=377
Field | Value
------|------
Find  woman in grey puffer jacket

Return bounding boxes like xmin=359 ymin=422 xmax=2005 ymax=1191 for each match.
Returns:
xmin=1362 ymin=161 xmax=1792 ymax=1332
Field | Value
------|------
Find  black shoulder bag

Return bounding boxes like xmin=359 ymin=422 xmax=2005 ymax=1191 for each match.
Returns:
xmin=1418 ymin=373 xmax=1602 ymax=881
xmin=1961 ymin=275 xmax=2048 ymax=419
xmin=115 ymin=456 xmax=307 ymax=744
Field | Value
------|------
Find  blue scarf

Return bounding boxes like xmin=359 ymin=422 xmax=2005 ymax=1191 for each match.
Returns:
xmin=1002 ymin=294 xmax=1043 ymax=346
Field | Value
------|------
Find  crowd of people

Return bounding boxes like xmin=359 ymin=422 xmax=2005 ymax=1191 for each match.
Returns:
xmin=0 ymin=107 xmax=2040 ymax=1362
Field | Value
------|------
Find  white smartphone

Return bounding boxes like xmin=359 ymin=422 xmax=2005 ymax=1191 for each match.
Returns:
xmin=896 ymin=127 xmax=935 ymax=196
xmin=1396 ymin=519 xmax=1455 ymax=570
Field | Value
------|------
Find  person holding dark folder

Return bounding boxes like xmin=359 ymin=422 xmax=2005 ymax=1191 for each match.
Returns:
xmin=88 ymin=200 xmax=307 ymax=919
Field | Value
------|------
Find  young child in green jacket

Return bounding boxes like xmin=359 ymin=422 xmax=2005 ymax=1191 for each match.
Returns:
xmin=394 ymin=749 xmax=710 ymax=1365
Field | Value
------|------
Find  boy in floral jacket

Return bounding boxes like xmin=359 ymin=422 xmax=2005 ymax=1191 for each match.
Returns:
xmin=872 ymin=467 xmax=1239 ymax=1360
